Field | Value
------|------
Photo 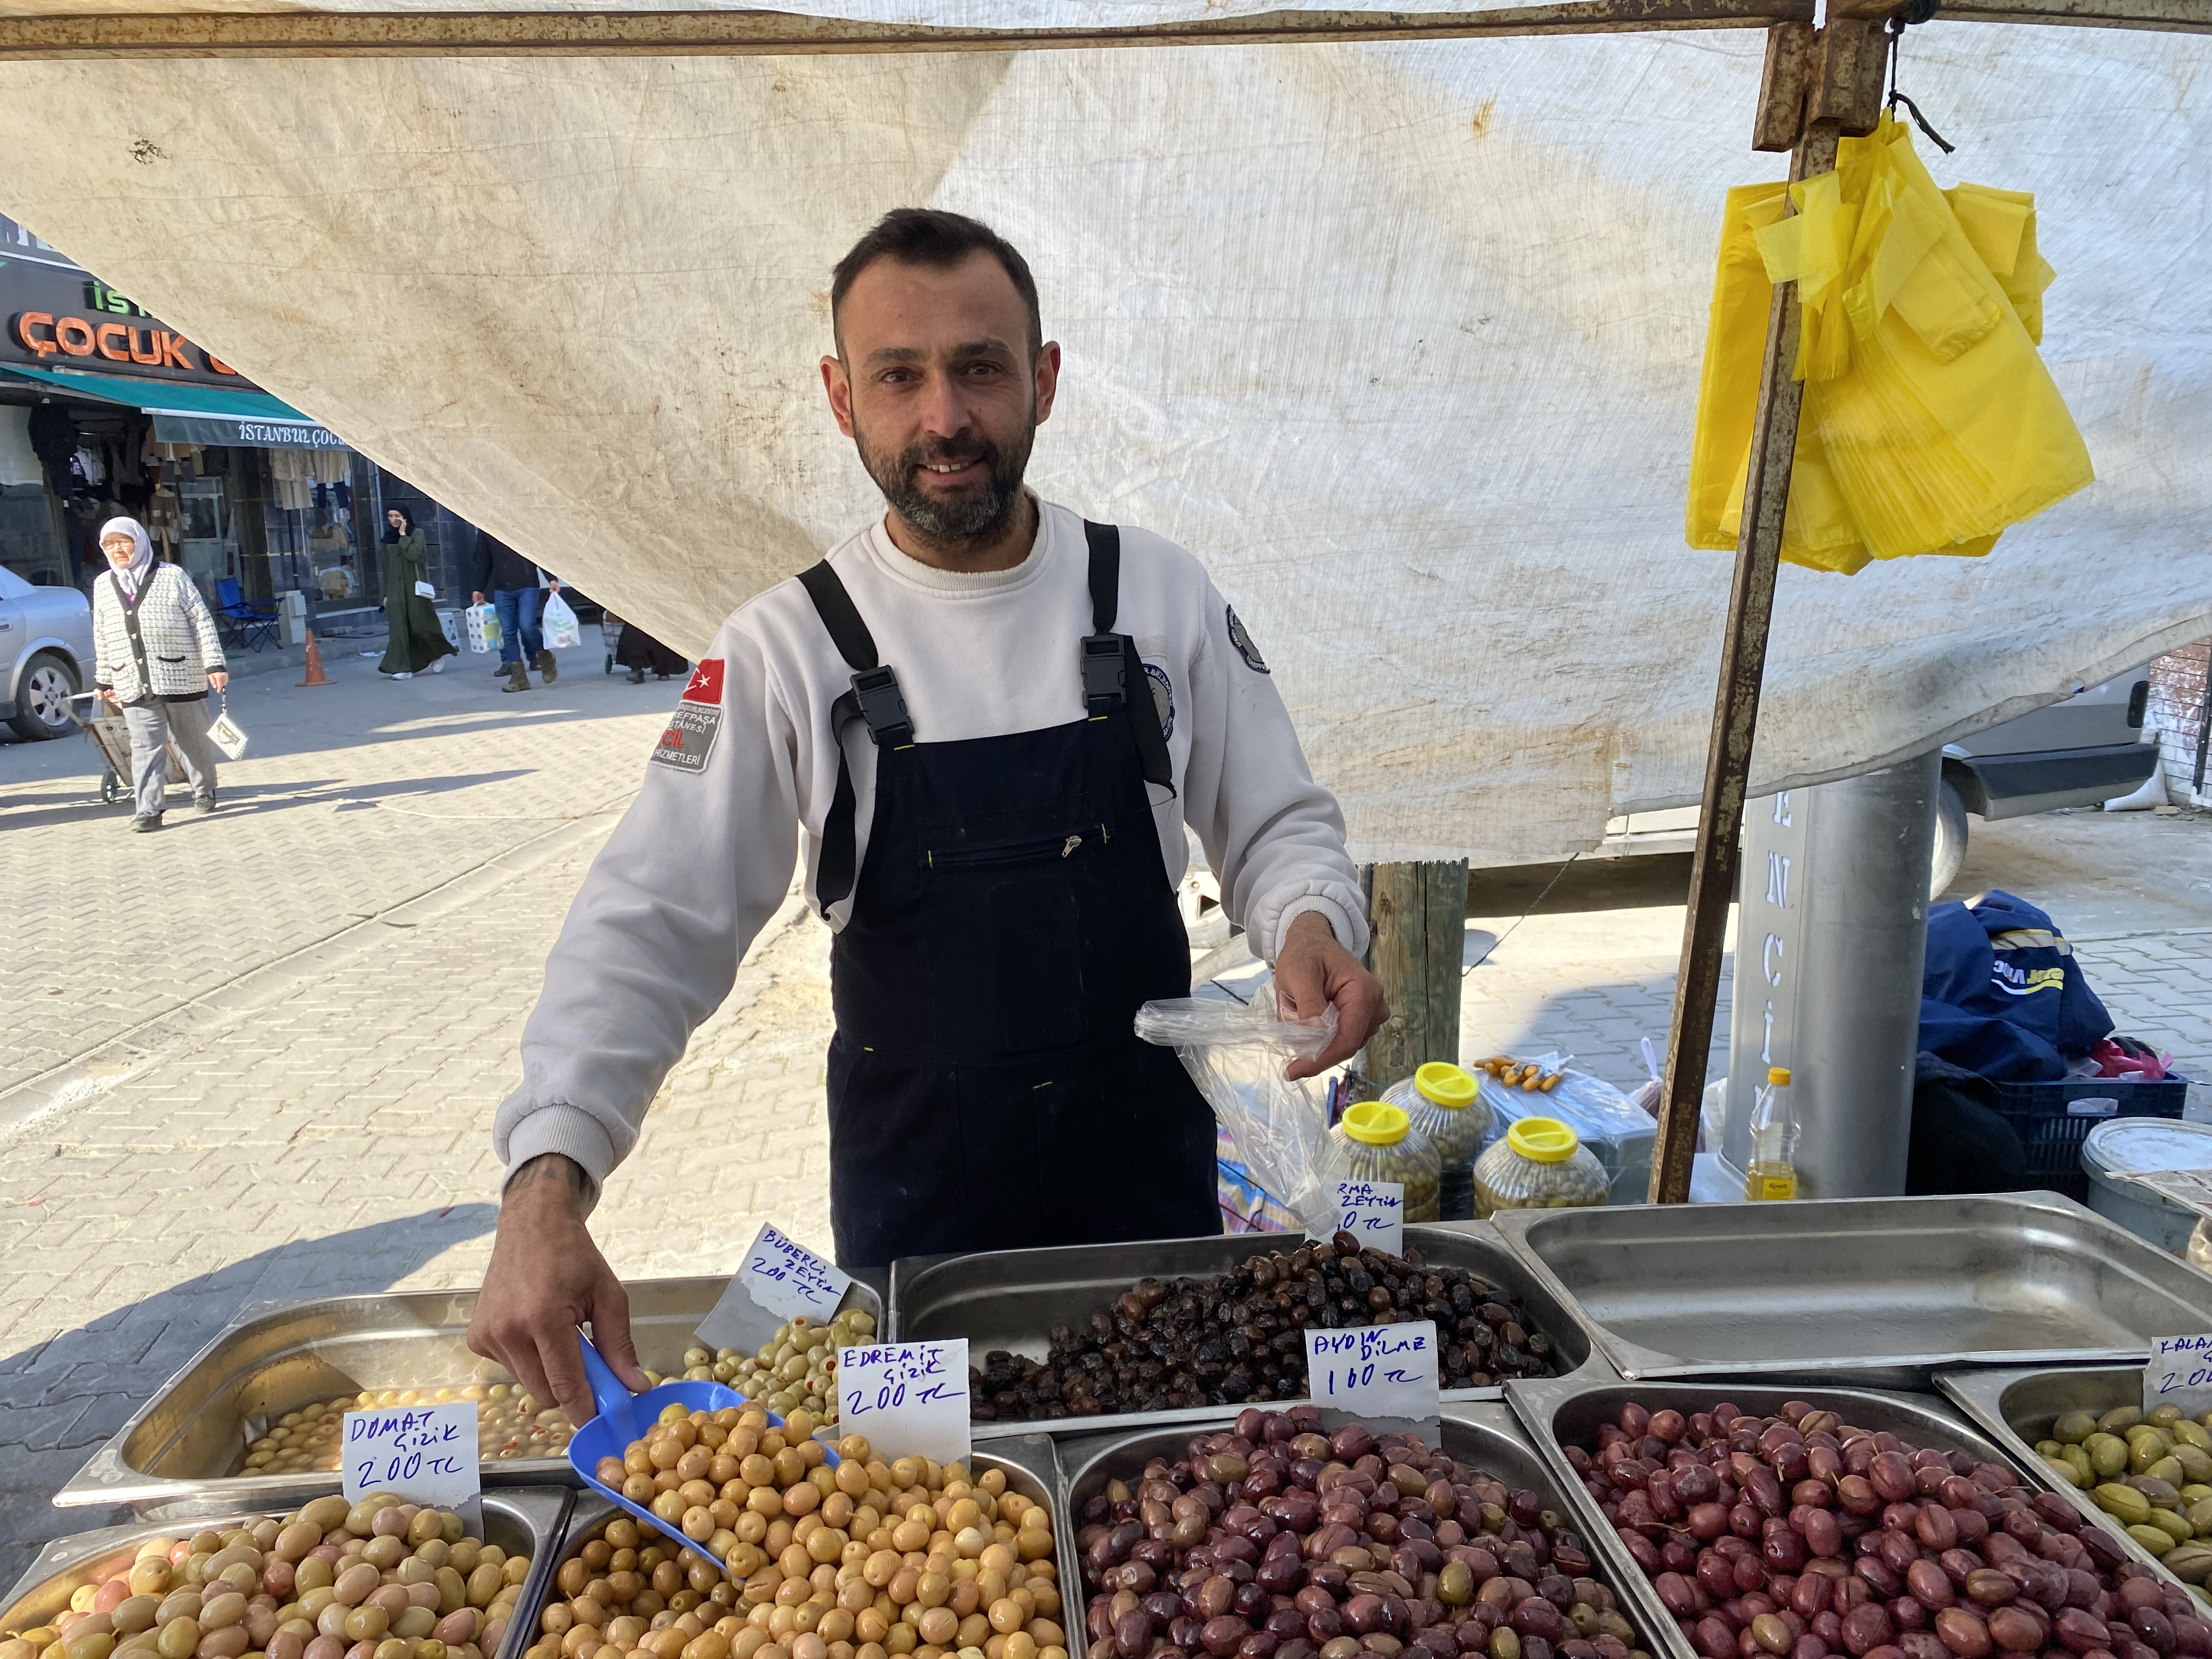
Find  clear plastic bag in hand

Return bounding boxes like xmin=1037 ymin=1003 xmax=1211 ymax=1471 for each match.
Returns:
xmin=1135 ymin=975 xmax=1337 ymax=1231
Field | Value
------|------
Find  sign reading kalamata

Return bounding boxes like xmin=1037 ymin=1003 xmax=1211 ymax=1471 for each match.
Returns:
xmin=1 ymin=253 xmax=261 ymax=389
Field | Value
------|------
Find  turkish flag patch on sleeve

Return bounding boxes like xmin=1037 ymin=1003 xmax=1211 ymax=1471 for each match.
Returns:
xmin=681 ymin=658 xmax=725 ymax=705
xmin=653 ymin=657 xmax=725 ymax=774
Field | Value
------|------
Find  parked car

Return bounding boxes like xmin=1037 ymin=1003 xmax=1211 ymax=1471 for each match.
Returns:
xmin=1600 ymin=665 xmax=2158 ymax=897
xmin=0 ymin=561 xmax=93 ymax=741
xmin=1931 ymin=664 xmax=2158 ymax=893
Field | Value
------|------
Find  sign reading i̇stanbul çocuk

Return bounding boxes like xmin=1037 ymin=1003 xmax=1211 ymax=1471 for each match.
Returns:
xmin=3 ymin=253 xmax=256 ymax=390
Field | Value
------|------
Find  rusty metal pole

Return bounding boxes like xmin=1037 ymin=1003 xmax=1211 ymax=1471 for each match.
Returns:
xmin=1646 ymin=19 xmax=1883 ymax=1204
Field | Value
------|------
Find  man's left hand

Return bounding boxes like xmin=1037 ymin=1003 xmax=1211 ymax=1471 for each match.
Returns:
xmin=1276 ymin=910 xmax=1389 ymax=1080
xmin=207 ymin=670 xmax=229 ymax=691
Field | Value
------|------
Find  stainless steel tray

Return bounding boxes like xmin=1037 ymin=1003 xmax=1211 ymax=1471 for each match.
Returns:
xmin=1491 ymin=1191 xmax=2212 ymax=1387
xmin=1503 ymin=1376 xmax=2074 ymax=1659
xmin=1935 ymin=1362 xmax=2204 ymax=1589
xmin=1055 ymin=1404 xmax=1659 ymax=1659
xmin=55 ymin=1273 xmax=884 ymax=1513
xmin=2 ymin=1487 xmax=571 ymax=1659
xmin=890 ymin=1222 xmax=1603 ymax=1438
xmin=510 ymin=1437 xmax=1071 ymax=1647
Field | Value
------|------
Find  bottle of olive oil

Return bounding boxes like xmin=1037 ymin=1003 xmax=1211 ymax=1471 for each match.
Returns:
xmin=1744 ymin=1065 xmax=1801 ymax=1201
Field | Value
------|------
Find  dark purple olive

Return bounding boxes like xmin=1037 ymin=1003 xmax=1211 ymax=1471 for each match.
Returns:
xmin=1907 ymin=1562 xmax=1954 ymax=1610
xmin=2134 ymin=1611 xmax=2179 ymax=1658
xmin=1842 ymin=1605 xmax=1895 ymax=1657
xmin=1204 ymin=1617 xmax=1255 ymax=1657
xmin=1932 ymin=1610 xmax=1990 ymax=1659
xmin=1238 ymin=1584 xmax=1273 ymax=1621
xmin=1695 ymin=1617 xmax=1737 ymax=1659
xmin=1333 ymin=1426 xmax=1377 ymax=1462
xmin=1512 ymin=1601 xmax=1565 ymax=1643
xmin=1307 ymin=1610 xmax=1346 ymax=1644
xmin=1240 ymin=1634 xmax=1282 ymax=1659
xmin=1269 ymin=1611 xmax=1308 ymax=1640
xmin=1117 ymin=1611 xmax=1155 ymax=1658
xmin=1345 ymin=1597 xmax=1387 ymax=1637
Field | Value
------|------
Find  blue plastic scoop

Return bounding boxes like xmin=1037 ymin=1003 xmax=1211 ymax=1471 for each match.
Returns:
xmin=566 ymin=1331 xmax=836 ymax=1576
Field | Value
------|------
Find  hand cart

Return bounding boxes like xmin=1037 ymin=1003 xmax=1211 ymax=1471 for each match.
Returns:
xmin=69 ymin=692 xmax=184 ymax=807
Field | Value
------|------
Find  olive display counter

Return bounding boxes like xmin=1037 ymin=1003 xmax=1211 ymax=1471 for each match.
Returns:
xmin=1487 ymin=1196 xmax=2212 ymax=1389
xmin=1055 ymin=1402 xmax=1657 ymax=1659
xmin=0 ymin=1491 xmax=571 ymax=1659
xmin=1936 ymin=1369 xmax=2212 ymax=1593
xmin=1502 ymin=1378 xmax=2212 ymax=1659
xmin=53 ymin=1278 xmax=884 ymax=1517
xmin=888 ymin=1225 xmax=1602 ymax=1439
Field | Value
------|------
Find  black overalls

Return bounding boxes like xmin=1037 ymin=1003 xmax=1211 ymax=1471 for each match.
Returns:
xmin=799 ymin=521 xmax=1221 ymax=1269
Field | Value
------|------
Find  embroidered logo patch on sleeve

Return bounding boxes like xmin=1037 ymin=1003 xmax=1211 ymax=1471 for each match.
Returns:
xmin=651 ymin=657 xmax=726 ymax=773
xmin=1226 ymin=605 xmax=1269 ymax=674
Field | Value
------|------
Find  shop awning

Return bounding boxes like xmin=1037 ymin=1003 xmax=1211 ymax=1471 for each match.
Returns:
xmin=0 ymin=364 xmax=347 ymax=450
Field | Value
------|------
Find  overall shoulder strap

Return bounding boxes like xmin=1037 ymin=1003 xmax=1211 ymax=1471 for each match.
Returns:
xmin=1084 ymin=518 xmax=1119 ymax=634
xmin=798 ymin=560 xmax=878 ymax=671
xmin=796 ymin=558 xmax=911 ymax=911
xmin=1080 ymin=520 xmax=1175 ymax=793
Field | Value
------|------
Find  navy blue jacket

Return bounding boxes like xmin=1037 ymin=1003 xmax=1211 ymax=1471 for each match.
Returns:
xmin=1918 ymin=889 xmax=2112 ymax=1082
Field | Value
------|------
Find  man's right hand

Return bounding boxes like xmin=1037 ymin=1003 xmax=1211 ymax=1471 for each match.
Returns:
xmin=467 ymin=1154 xmax=651 ymax=1427
xmin=471 ymin=591 xmax=487 ymax=605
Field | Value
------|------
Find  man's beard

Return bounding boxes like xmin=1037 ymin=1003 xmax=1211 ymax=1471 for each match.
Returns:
xmin=856 ymin=419 xmax=1034 ymax=543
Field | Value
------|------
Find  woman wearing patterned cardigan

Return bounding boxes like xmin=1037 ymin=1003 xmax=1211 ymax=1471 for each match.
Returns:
xmin=91 ymin=516 xmax=228 ymax=832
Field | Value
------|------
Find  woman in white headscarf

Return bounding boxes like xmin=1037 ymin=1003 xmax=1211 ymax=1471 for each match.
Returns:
xmin=91 ymin=516 xmax=229 ymax=832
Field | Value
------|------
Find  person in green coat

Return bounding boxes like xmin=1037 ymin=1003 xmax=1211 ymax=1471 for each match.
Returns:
xmin=378 ymin=506 xmax=457 ymax=678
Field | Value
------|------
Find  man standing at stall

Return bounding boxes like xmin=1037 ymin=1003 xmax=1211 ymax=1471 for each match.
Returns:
xmin=471 ymin=209 xmax=1385 ymax=1421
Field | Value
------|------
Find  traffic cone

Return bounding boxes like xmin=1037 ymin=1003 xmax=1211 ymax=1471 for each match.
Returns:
xmin=298 ymin=629 xmax=333 ymax=687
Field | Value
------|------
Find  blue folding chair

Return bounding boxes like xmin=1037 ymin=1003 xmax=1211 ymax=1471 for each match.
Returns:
xmin=215 ymin=577 xmax=280 ymax=652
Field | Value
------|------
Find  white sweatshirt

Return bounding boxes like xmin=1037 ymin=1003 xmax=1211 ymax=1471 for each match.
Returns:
xmin=496 ymin=499 xmax=1368 ymax=1193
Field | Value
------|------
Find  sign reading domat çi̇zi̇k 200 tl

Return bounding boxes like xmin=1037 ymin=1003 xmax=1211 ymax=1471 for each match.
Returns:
xmin=2 ymin=252 xmax=256 ymax=390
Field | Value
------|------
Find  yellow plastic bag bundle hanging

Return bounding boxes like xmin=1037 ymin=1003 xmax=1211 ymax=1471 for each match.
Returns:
xmin=1685 ymin=115 xmax=2091 ymax=575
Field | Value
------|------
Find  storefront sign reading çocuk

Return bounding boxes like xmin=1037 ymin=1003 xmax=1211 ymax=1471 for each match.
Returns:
xmin=3 ymin=264 xmax=250 ymax=388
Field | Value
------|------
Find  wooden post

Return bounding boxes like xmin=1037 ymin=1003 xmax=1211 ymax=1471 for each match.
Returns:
xmin=1359 ymin=860 xmax=1471 ymax=1091
xmin=1646 ymin=19 xmax=1882 ymax=1204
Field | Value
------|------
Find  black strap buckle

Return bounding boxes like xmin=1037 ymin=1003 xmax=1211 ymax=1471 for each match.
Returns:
xmin=850 ymin=665 xmax=913 ymax=747
xmin=1082 ymin=634 xmax=1126 ymax=714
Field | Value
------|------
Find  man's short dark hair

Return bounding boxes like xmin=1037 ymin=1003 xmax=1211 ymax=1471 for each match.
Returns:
xmin=831 ymin=208 xmax=1042 ymax=359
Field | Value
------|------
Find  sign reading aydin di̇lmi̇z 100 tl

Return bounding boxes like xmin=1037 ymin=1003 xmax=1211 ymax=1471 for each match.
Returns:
xmin=1304 ymin=1320 xmax=1439 ymax=1424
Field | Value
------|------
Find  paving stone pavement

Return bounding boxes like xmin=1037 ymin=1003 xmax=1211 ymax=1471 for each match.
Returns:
xmin=2 ymin=640 xmax=2209 ymax=1589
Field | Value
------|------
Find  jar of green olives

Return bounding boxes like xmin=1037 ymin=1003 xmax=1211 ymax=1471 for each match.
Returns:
xmin=1472 ymin=1115 xmax=1610 ymax=1215
xmin=1383 ymin=1063 xmax=1487 ymax=1220
xmin=1318 ymin=1102 xmax=1440 ymax=1221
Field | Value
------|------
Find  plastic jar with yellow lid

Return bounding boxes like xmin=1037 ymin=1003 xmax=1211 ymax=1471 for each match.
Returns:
xmin=1318 ymin=1101 xmax=1441 ymax=1222
xmin=1472 ymin=1115 xmax=1610 ymax=1216
xmin=1383 ymin=1063 xmax=1488 ymax=1220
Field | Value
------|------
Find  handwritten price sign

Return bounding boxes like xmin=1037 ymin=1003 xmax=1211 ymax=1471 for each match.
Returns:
xmin=1304 ymin=1321 xmax=1439 ymax=1423
xmin=2147 ymin=1335 xmax=2212 ymax=1417
xmin=1324 ymin=1182 xmax=1403 ymax=1255
xmin=838 ymin=1340 xmax=969 ymax=1465
xmin=696 ymin=1223 xmax=853 ymax=1353
xmin=342 ymin=1401 xmax=478 ymax=1507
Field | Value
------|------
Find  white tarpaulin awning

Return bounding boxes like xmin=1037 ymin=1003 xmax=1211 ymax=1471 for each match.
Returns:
xmin=1 ymin=15 xmax=2204 ymax=865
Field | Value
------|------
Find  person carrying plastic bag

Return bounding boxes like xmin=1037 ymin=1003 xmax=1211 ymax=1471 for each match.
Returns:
xmin=1686 ymin=114 xmax=2092 ymax=575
